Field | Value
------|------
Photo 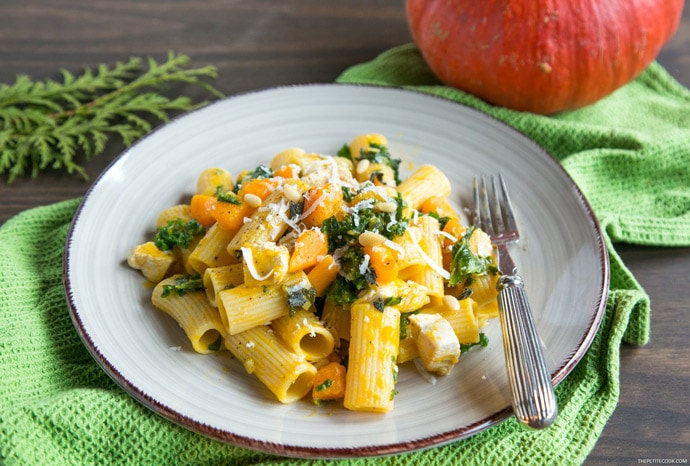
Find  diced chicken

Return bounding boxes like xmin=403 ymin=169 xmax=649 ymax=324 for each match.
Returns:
xmin=127 ymin=241 xmax=175 ymax=282
xmin=469 ymin=228 xmax=493 ymax=258
xmin=408 ymin=313 xmax=461 ymax=376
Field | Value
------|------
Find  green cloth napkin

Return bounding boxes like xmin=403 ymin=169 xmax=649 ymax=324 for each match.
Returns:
xmin=2 ymin=45 xmax=690 ymax=465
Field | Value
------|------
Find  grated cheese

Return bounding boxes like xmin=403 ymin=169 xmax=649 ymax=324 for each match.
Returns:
xmin=437 ymin=230 xmax=457 ymax=243
xmin=276 ymin=197 xmax=302 ymax=233
xmin=240 ymin=246 xmax=274 ymax=281
xmin=359 ymin=253 xmax=371 ymax=276
xmin=300 ymin=191 xmax=324 ymax=220
xmin=410 ymin=231 xmax=451 ymax=280
xmin=326 ymin=155 xmax=340 ymax=184
xmin=383 ymin=238 xmax=405 ymax=258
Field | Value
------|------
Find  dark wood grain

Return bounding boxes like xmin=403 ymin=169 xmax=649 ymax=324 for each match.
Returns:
xmin=2 ymin=2 xmax=689 ymax=464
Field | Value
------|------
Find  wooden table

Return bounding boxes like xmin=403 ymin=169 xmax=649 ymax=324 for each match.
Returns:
xmin=2 ymin=2 xmax=688 ymax=463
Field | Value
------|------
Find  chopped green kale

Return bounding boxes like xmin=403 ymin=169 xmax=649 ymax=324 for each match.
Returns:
xmin=216 ymin=188 xmax=242 ymax=204
xmin=161 ymin=274 xmax=204 ymax=297
xmin=449 ymin=226 xmax=497 ymax=287
xmin=334 ymin=247 xmax=376 ymax=292
xmin=284 ymin=283 xmax=316 ymax=317
xmin=399 ymin=310 xmax=419 ymax=340
xmin=358 ymin=142 xmax=402 ymax=184
xmin=426 ymin=211 xmax=451 ymax=230
xmin=337 ymin=143 xmax=352 ymax=160
xmin=321 ymin=192 xmax=408 ymax=251
xmin=460 ymin=332 xmax=489 ymax=353
xmin=324 ymin=275 xmax=360 ymax=305
xmin=207 ymin=334 xmax=223 ymax=351
xmin=154 ymin=218 xmax=205 ymax=251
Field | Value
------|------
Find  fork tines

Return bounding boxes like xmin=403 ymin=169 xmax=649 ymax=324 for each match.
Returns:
xmin=473 ymin=173 xmax=519 ymax=242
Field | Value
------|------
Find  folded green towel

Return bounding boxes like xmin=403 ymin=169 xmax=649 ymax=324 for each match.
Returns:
xmin=2 ymin=45 xmax=690 ymax=465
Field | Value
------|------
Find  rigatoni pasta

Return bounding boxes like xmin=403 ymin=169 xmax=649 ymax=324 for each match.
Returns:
xmin=127 ymin=133 xmax=500 ymax=412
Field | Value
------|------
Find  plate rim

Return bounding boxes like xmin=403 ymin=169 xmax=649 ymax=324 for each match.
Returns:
xmin=63 ymin=82 xmax=610 ymax=458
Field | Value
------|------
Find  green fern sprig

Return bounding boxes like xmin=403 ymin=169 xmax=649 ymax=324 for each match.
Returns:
xmin=0 ymin=52 xmax=223 ymax=182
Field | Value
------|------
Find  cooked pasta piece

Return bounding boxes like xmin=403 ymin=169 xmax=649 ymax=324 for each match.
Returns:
xmin=152 ymin=275 xmax=225 ymax=354
xmin=406 ymin=216 xmax=446 ymax=297
xmin=392 ymin=228 xmax=426 ymax=271
xmin=348 ymin=133 xmax=388 ymax=162
xmin=269 ymin=147 xmax=309 ymax=171
xmin=203 ymin=263 xmax=244 ymax=309
xmin=467 ymin=273 xmax=499 ymax=308
xmin=217 ymin=282 xmax=288 ymax=335
xmin=396 ymin=164 xmax=451 ymax=210
xmin=225 ymin=325 xmax=317 ymax=404
xmin=196 ymin=167 xmax=234 ymax=195
xmin=271 ymin=309 xmax=336 ymax=362
xmin=320 ymin=299 xmax=351 ymax=342
xmin=344 ymin=301 xmax=400 ymax=413
xmin=187 ymin=223 xmax=238 ymax=274
xmin=155 ymin=204 xmax=193 ymax=228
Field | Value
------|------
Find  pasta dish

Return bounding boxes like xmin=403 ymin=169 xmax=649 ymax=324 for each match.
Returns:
xmin=127 ymin=133 xmax=499 ymax=413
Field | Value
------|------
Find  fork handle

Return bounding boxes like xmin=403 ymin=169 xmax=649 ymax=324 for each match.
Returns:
xmin=497 ymin=274 xmax=558 ymax=429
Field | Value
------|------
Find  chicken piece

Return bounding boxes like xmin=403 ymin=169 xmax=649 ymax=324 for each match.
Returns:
xmin=469 ymin=227 xmax=493 ymax=258
xmin=408 ymin=313 xmax=461 ymax=376
xmin=127 ymin=241 xmax=175 ymax=282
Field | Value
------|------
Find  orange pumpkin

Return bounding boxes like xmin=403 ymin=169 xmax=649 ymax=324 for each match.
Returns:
xmin=406 ymin=0 xmax=684 ymax=114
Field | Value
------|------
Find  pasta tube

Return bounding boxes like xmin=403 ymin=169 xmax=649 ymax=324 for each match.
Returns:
xmin=217 ymin=283 xmax=288 ymax=335
xmin=320 ymin=299 xmax=351 ymax=341
xmin=202 ymin=264 xmax=244 ymax=309
xmin=196 ymin=167 xmax=233 ymax=195
xmin=271 ymin=309 xmax=336 ymax=362
xmin=395 ymin=164 xmax=451 ymax=210
xmin=226 ymin=190 xmax=290 ymax=257
xmin=225 ymin=325 xmax=317 ymax=403
xmin=152 ymin=276 xmax=225 ymax=354
xmin=187 ymin=223 xmax=238 ymax=274
xmin=344 ymin=301 xmax=400 ymax=413
xmin=408 ymin=216 xmax=446 ymax=297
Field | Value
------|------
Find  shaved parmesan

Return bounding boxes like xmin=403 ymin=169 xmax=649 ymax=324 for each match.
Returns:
xmin=411 ymin=237 xmax=451 ymax=280
xmin=383 ymin=238 xmax=405 ymax=258
xmin=241 ymin=246 xmax=274 ymax=281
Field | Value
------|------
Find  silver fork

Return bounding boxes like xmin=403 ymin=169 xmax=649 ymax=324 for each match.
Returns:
xmin=473 ymin=173 xmax=557 ymax=429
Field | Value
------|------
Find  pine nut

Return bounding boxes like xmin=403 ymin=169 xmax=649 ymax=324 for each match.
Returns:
xmin=356 ymin=159 xmax=370 ymax=175
xmin=375 ymin=201 xmax=397 ymax=213
xmin=358 ymin=231 xmax=386 ymax=247
xmin=442 ymin=294 xmax=461 ymax=312
xmin=283 ymin=183 xmax=301 ymax=202
xmin=243 ymin=193 xmax=262 ymax=208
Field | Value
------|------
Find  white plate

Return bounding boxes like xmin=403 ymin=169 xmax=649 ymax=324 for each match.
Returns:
xmin=64 ymin=84 xmax=608 ymax=458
